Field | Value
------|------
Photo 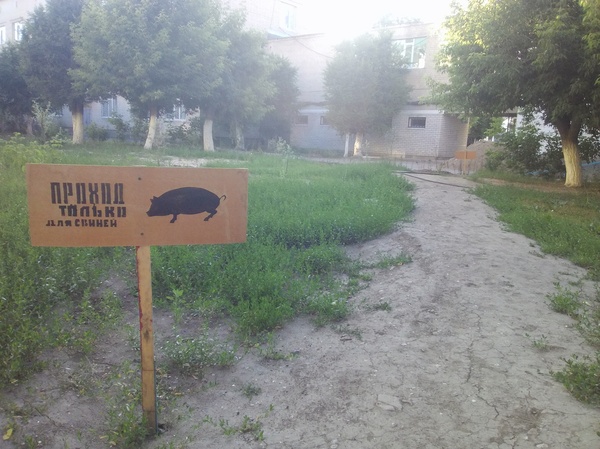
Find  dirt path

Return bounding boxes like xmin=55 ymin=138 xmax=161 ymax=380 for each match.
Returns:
xmin=3 ymin=173 xmax=600 ymax=449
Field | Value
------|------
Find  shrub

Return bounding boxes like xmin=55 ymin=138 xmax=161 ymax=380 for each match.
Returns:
xmin=495 ymin=119 xmax=543 ymax=173
xmin=86 ymin=122 xmax=109 ymax=141
xmin=489 ymin=113 xmax=600 ymax=176
xmin=107 ymin=114 xmax=130 ymax=142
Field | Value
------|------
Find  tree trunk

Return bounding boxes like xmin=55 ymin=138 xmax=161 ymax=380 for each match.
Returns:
xmin=555 ymin=118 xmax=583 ymax=188
xmin=353 ymin=132 xmax=363 ymax=156
xmin=203 ymin=115 xmax=215 ymax=151
xmin=71 ymin=102 xmax=85 ymax=144
xmin=144 ymin=105 xmax=159 ymax=150
xmin=232 ymin=121 xmax=245 ymax=150
xmin=24 ymin=115 xmax=34 ymax=137
xmin=344 ymin=133 xmax=350 ymax=157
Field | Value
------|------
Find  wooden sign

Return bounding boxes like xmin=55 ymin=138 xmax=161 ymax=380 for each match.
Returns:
xmin=27 ymin=163 xmax=248 ymax=434
xmin=26 ymin=164 xmax=248 ymax=247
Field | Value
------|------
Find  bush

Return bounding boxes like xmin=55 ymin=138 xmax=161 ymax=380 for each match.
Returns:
xmin=488 ymin=113 xmax=600 ymax=176
xmin=107 ymin=114 xmax=130 ymax=142
xmin=86 ymin=122 xmax=109 ymax=141
xmin=166 ymin=115 xmax=203 ymax=146
xmin=495 ymin=119 xmax=543 ymax=173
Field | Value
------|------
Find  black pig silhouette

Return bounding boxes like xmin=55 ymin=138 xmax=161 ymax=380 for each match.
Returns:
xmin=146 ymin=187 xmax=226 ymax=223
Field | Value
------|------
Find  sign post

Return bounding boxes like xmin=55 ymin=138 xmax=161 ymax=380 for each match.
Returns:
xmin=136 ymin=245 xmax=156 ymax=432
xmin=27 ymin=164 xmax=248 ymax=434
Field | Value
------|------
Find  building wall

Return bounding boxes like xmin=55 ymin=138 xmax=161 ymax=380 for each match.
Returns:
xmin=268 ymin=23 xmax=467 ymax=158
xmin=267 ymin=32 xmax=347 ymax=151
xmin=0 ymin=0 xmax=44 ymax=45
xmin=223 ymin=0 xmax=308 ymax=36
xmin=267 ymin=33 xmax=336 ymax=104
xmin=368 ymin=108 xmax=467 ymax=160
xmin=291 ymin=106 xmax=344 ymax=150
xmin=389 ymin=22 xmax=447 ymax=103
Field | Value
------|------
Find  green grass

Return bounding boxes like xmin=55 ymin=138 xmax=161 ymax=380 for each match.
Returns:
xmin=150 ymin=156 xmax=414 ymax=338
xmin=473 ymin=184 xmax=600 ymax=280
xmin=0 ymin=138 xmax=414 ymax=386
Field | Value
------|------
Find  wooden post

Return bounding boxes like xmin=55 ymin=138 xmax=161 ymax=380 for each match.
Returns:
xmin=136 ymin=246 xmax=157 ymax=434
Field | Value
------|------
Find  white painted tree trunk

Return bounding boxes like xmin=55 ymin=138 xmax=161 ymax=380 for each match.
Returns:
xmin=203 ymin=116 xmax=215 ymax=151
xmin=562 ymin=138 xmax=582 ymax=187
xmin=24 ymin=115 xmax=34 ymax=136
xmin=233 ymin=122 xmax=245 ymax=150
xmin=353 ymin=132 xmax=363 ymax=156
xmin=144 ymin=105 xmax=159 ymax=150
xmin=344 ymin=133 xmax=350 ymax=157
xmin=555 ymin=118 xmax=583 ymax=188
xmin=71 ymin=103 xmax=85 ymax=144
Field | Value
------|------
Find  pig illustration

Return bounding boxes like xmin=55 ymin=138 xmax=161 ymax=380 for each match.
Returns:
xmin=146 ymin=187 xmax=226 ymax=223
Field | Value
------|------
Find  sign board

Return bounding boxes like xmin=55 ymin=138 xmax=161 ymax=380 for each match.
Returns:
xmin=27 ymin=163 xmax=249 ymax=434
xmin=26 ymin=164 xmax=248 ymax=247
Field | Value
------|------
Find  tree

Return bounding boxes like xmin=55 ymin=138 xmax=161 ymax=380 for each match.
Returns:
xmin=0 ymin=44 xmax=33 ymax=134
xmin=73 ymin=0 xmax=227 ymax=150
xmin=258 ymin=55 xmax=300 ymax=146
xmin=192 ymin=10 xmax=275 ymax=151
xmin=323 ymin=31 xmax=411 ymax=156
xmin=432 ymin=0 xmax=600 ymax=187
xmin=19 ymin=0 xmax=87 ymax=144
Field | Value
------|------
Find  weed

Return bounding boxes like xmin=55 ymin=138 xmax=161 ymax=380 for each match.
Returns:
xmin=203 ymin=405 xmax=273 ymax=441
xmin=306 ymin=293 xmax=351 ymax=327
xmin=366 ymin=301 xmax=392 ymax=312
xmin=547 ymin=283 xmax=582 ymax=317
xmin=525 ymin=333 xmax=549 ymax=351
xmin=553 ymin=354 xmax=600 ymax=405
xmin=257 ymin=332 xmax=296 ymax=361
xmin=369 ymin=253 xmax=412 ymax=269
xmin=333 ymin=324 xmax=363 ymax=341
xmin=241 ymin=383 xmax=262 ymax=400
xmin=162 ymin=330 xmax=236 ymax=376
xmin=167 ymin=288 xmax=185 ymax=326
xmin=102 ymin=361 xmax=148 ymax=449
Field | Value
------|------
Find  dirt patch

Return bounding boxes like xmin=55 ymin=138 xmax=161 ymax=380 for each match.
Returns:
xmin=2 ymin=173 xmax=600 ymax=449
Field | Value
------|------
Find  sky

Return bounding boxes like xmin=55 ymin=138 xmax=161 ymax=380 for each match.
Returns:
xmin=305 ymin=0 xmax=462 ymax=38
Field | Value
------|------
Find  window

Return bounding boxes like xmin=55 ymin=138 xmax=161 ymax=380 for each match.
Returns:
xmin=0 ymin=27 xmax=6 ymax=46
xmin=295 ymin=114 xmax=308 ymax=125
xmin=408 ymin=117 xmax=426 ymax=129
xmin=101 ymin=97 xmax=118 ymax=118
xmin=395 ymin=37 xmax=427 ymax=69
xmin=320 ymin=116 xmax=329 ymax=126
xmin=172 ymin=105 xmax=186 ymax=121
xmin=280 ymin=2 xmax=297 ymax=31
xmin=13 ymin=22 xmax=24 ymax=41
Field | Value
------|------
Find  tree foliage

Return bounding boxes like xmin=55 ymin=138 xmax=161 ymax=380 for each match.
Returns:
xmin=19 ymin=0 xmax=87 ymax=143
xmin=73 ymin=0 xmax=227 ymax=149
xmin=323 ymin=31 xmax=411 ymax=155
xmin=192 ymin=9 xmax=276 ymax=151
xmin=258 ymin=55 xmax=300 ymax=145
xmin=0 ymin=44 xmax=33 ymax=134
xmin=432 ymin=0 xmax=600 ymax=187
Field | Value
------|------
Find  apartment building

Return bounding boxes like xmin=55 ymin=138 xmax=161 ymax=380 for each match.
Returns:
xmin=0 ymin=0 xmax=467 ymax=158
xmin=268 ymin=22 xmax=468 ymax=159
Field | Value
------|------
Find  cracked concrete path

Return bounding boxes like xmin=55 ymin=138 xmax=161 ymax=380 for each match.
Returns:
xmin=151 ymin=173 xmax=600 ymax=449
